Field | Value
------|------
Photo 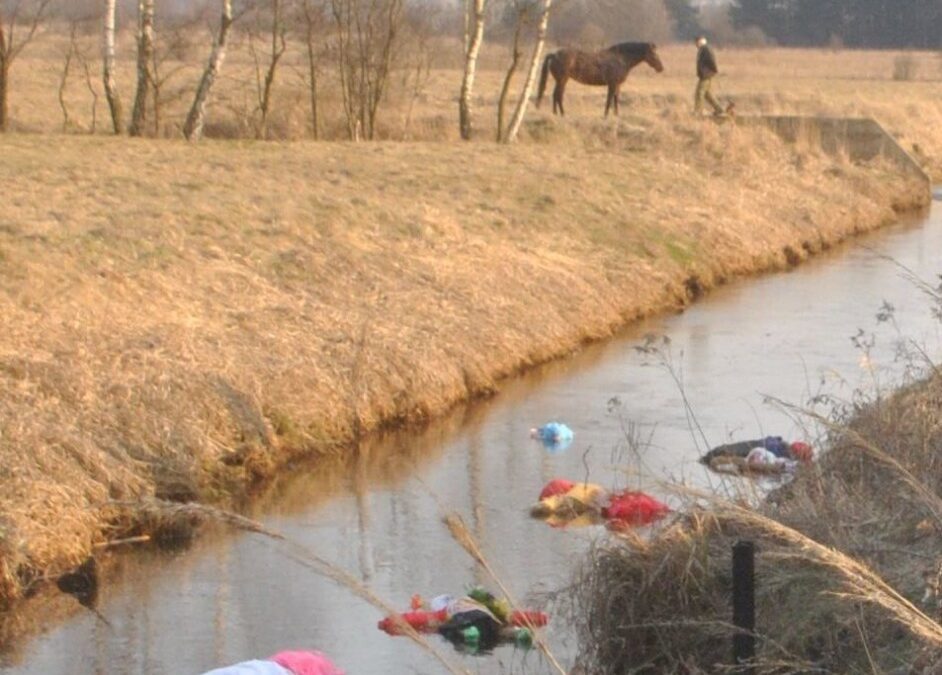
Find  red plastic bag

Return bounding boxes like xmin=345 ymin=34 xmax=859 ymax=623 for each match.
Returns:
xmin=538 ymin=479 xmax=575 ymax=500
xmin=377 ymin=609 xmax=448 ymax=635
xmin=602 ymin=491 xmax=670 ymax=526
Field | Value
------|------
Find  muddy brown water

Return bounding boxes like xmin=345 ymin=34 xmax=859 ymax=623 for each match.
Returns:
xmin=3 ymin=197 xmax=942 ymax=675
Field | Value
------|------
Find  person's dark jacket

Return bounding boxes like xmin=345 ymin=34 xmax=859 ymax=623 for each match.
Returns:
xmin=697 ymin=45 xmax=718 ymax=79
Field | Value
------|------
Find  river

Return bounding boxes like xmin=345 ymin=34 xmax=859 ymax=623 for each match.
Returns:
xmin=2 ymin=195 xmax=942 ymax=675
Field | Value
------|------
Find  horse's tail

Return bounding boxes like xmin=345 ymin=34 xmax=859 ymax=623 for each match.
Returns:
xmin=537 ymin=53 xmax=554 ymax=108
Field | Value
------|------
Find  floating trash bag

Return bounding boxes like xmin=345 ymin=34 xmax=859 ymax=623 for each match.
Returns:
xmin=203 ymin=652 xmax=343 ymax=675
xmin=538 ymin=478 xmax=575 ymax=500
xmin=532 ymin=480 xmax=670 ymax=530
xmin=530 ymin=422 xmax=574 ymax=453
xmin=531 ymin=481 xmax=606 ymax=519
xmin=202 ymin=660 xmax=292 ymax=675
xmin=379 ymin=590 xmax=549 ymax=647
xmin=602 ymin=491 xmax=671 ymax=526
xmin=271 ymin=651 xmax=344 ymax=675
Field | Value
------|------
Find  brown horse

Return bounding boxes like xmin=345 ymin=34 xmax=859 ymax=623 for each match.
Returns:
xmin=537 ymin=42 xmax=664 ymax=116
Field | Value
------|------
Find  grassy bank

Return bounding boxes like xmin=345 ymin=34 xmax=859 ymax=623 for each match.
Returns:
xmin=569 ymin=369 xmax=942 ymax=671
xmin=0 ymin=118 xmax=928 ymax=608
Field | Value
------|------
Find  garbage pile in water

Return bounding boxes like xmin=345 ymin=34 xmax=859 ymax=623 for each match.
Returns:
xmin=377 ymin=587 xmax=547 ymax=654
xmin=185 ymin=420 xmax=819 ymax=672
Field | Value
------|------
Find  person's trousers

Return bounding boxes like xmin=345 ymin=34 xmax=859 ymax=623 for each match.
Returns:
xmin=695 ymin=77 xmax=723 ymax=114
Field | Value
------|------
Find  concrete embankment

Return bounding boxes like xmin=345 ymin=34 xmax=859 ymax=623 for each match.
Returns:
xmin=0 ymin=117 xmax=930 ymax=608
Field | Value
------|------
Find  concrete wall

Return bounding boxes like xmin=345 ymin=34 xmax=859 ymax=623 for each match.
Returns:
xmin=737 ymin=116 xmax=931 ymax=187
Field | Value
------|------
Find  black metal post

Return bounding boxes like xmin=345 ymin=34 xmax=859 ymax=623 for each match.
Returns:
xmin=732 ymin=540 xmax=756 ymax=673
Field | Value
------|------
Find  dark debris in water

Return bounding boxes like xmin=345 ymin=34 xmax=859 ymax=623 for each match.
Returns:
xmin=56 ymin=557 xmax=98 ymax=609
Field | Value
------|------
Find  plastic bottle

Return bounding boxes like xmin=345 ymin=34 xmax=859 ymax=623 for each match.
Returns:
xmin=513 ymin=627 xmax=533 ymax=649
xmin=460 ymin=625 xmax=480 ymax=645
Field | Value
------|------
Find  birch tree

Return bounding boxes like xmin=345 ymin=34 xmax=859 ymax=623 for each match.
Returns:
xmin=495 ymin=0 xmax=531 ymax=142
xmin=502 ymin=0 xmax=552 ymax=143
xmin=102 ymin=0 xmax=122 ymax=133
xmin=457 ymin=0 xmax=485 ymax=140
xmin=183 ymin=0 xmax=234 ymax=141
xmin=0 ymin=0 xmax=52 ymax=132
xmin=129 ymin=0 xmax=155 ymax=136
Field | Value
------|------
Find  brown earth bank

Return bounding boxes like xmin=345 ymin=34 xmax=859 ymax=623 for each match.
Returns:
xmin=568 ymin=368 xmax=942 ymax=673
xmin=0 ymin=118 xmax=930 ymax=613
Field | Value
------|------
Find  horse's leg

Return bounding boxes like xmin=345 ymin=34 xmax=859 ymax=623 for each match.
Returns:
xmin=604 ymin=84 xmax=614 ymax=117
xmin=554 ymin=77 xmax=567 ymax=116
xmin=614 ymin=84 xmax=621 ymax=116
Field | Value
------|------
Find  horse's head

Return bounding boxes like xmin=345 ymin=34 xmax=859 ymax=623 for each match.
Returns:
xmin=645 ymin=44 xmax=664 ymax=73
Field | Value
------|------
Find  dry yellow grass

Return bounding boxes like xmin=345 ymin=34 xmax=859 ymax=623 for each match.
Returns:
xmin=0 ymin=30 xmax=935 ymax=609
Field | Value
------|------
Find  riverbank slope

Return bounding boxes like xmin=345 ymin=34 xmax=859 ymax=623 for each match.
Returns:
xmin=0 ymin=121 xmax=928 ymax=606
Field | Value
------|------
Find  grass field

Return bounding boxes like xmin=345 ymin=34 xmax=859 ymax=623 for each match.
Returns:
xmin=9 ymin=33 xmax=942 ymax=175
xmin=0 ymin=32 xmax=936 ymax=611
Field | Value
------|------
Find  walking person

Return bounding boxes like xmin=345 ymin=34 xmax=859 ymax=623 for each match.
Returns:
xmin=694 ymin=35 xmax=725 ymax=116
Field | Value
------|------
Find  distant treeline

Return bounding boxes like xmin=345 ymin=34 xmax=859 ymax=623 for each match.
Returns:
xmin=729 ymin=0 xmax=942 ymax=49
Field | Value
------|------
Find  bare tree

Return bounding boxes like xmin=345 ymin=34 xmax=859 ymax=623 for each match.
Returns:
xmin=59 ymin=19 xmax=103 ymax=133
xmin=247 ymin=0 xmax=287 ymax=139
xmin=300 ymin=0 xmax=327 ymax=139
xmin=0 ymin=0 xmax=52 ymax=132
xmin=129 ymin=0 xmax=155 ymax=136
xmin=330 ymin=0 xmax=403 ymax=140
xmin=80 ymin=43 xmax=100 ymax=133
xmin=397 ymin=0 xmax=434 ymax=139
xmin=400 ymin=34 xmax=431 ymax=140
xmin=150 ymin=21 xmax=194 ymax=136
xmin=457 ymin=0 xmax=484 ymax=140
xmin=503 ymin=0 xmax=552 ymax=143
xmin=59 ymin=12 xmax=101 ymax=133
xmin=183 ymin=0 xmax=236 ymax=141
xmin=495 ymin=0 xmax=531 ymax=142
xmin=58 ymin=23 xmax=79 ymax=131
xmin=102 ymin=0 xmax=123 ymax=133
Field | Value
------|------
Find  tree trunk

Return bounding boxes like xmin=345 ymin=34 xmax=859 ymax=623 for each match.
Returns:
xmin=81 ymin=56 xmax=99 ymax=134
xmin=257 ymin=0 xmax=285 ymax=140
xmin=0 ymin=18 xmax=6 ymax=132
xmin=0 ymin=63 xmax=9 ymax=133
xmin=150 ymin=51 xmax=160 ymax=135
xmin=183 ymin=0 xmax=233 ymax=141
xmin=457 ymin=0 xmax=485 ymax=140
xmin=496 ymin=18 xmax=523 ymax=142
xmin=503 ymin=0 xmax=553 ymax=143
xmin=305 ymin=30 xmax=319 ymax=139
xmin=129 ymin=0 xmax=155 ymax=136
xmin=58 ymin=39 xmax=75 ymax=132
xmin=102 ymin=0 xmax=123 ymax=134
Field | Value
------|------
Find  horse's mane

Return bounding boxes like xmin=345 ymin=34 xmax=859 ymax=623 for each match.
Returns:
xmin=607 ymin=42 xmax=656 ymax=57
